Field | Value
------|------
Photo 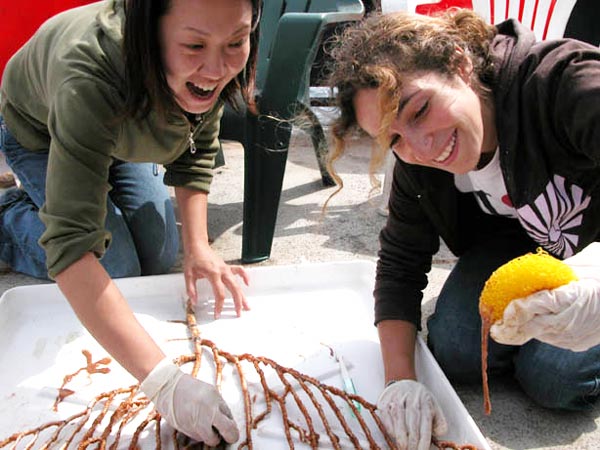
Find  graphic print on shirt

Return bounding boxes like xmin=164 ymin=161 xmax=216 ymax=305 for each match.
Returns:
xmin=516 ymin=175 xmax=591 ymax=258
xmin=473 ymin=190 xmax=515 ymax=217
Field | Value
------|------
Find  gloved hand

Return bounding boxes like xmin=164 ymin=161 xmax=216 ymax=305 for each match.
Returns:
xmin=491 ymin=243 xmax=600 ymax=352
xmin=140 ymin=358 xmax=239 ymax=446
xmin=376 ymin=379 xmax=447 ymax=450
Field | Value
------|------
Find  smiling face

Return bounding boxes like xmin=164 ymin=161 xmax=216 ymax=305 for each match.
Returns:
xmin=353 ymin=70 xmax=497 ymax=174
xmin=159 ymin=0 xmax=253 ymax=114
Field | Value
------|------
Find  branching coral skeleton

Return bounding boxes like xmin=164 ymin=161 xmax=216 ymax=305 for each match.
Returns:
xmin=0 ymin=300 xmax=477 ymax=449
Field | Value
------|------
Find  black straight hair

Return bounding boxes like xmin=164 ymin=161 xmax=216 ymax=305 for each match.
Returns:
xmin=122 ymin=0 xmax=261 ymax=121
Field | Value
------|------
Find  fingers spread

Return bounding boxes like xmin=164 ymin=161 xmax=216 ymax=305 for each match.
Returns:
xmin=198 ymin=264 xmax=250 ymax=319
xmin=185 ymin=274 xmax=198 ymax=303
xmin=210 ymin=277 xmax=226 ymax=319
xmin=231 ymin=265 xmax=250 ymax=286
xmin=222 ymin=276 xmax=249 ymax=317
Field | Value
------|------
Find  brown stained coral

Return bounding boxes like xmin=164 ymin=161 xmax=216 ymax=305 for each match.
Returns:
xmin=52 ymin=349 xmax=112 ymax=411
xmin=1 ymin=300 xmax=478 ymax=449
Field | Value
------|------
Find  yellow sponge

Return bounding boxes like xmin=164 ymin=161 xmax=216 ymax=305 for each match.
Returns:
xmin=479 ymin=247 xmax=578 ymax=325
xmin=479 ymin=248 xmax=577 ymax=415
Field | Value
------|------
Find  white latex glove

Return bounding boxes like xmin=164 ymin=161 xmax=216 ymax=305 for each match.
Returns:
xmin=376 ymin=379 xmax=448 ymax=450
xmin=491 ymin=243 xmax=600 ymax=352
xmin=140 ymin=358 xmax=239 ymax=446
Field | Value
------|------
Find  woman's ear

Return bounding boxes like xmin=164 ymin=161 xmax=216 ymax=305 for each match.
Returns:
xmin=455 ymin=47 xmax=474 ymax=84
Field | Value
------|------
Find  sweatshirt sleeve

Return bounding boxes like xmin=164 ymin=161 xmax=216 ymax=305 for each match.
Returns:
xmin=39 ymin=78 xmax=118 ymax=279
xmin=163 ymin=103 xmax=224 ymax=193
xmin=374 ymin=160 xmax=440 ymax=328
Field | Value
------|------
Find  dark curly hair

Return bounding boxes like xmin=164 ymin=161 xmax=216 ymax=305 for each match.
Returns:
xmin=325 ymin=8 xmax=497 ymax=191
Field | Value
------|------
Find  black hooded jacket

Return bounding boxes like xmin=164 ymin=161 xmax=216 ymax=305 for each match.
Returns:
xmin=374 ymin=20 xmax=600 ymax=327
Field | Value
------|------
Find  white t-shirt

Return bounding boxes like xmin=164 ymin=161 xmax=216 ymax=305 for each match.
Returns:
xmin=454 ymin=149 xmax=517 ymax=218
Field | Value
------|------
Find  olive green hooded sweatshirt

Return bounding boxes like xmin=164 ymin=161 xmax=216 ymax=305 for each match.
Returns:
xmin=0 ymin=0 xmax=223 ymax=278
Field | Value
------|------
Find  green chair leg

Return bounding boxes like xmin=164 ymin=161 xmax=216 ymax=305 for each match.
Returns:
xmin=217 ymin=1 xmax=364 ymax=263
xmin=241 ymin=115 xmax=292 ymax=263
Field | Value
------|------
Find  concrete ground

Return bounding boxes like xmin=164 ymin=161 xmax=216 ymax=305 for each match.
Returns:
xmin=1 ymin=122 xmax=599 ymax=449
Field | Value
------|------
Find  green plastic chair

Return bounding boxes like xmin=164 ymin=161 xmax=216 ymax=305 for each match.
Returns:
xmin=220 ymin=0 xmax=365 ymax=263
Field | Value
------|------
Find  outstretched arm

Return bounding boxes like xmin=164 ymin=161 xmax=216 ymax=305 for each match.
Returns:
xmin=378 ymin=319 xmax=418 ymax=383
xmin=55 ymin=252 xmax=239 ymax=444
xmin=376 ymin=320 xmax=447 ymax=450
xmin=55 ymin=252 xmax=163 ymax=381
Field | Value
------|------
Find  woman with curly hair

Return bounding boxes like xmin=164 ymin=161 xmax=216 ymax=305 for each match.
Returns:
xmin=327 ymin=8 xmax=600 ymax=449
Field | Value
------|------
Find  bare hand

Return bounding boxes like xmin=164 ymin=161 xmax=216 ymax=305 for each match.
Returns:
xmin=184 ymin=245 xmax=250 ymax=318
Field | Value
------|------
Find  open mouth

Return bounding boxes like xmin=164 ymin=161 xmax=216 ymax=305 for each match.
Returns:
xmin=186 ymin=82 xmax=217 ymax=100
xmin=434 ymin=130 xmax=457 ymax=164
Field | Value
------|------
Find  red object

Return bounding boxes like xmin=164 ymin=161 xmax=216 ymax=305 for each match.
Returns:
xmin=0 ymin=0 xmax=95 ymax=80
xmin=413 ymin=0 xmax=561 ymax=40
xmin=415 ymin=0 xmax=474 ymax=16
xmin=542 ymin=0 xmax=558 ymax=40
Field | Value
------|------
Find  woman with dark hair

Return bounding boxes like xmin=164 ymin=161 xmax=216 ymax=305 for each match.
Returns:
xmin=0 ymin=0 xmax=261 ymax=444
xmin=326 ymin=8 xmax=600 ymax=449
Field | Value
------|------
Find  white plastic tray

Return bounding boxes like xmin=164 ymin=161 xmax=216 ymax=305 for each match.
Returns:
xmin=0 ymin=260 xmax=490 ymax=449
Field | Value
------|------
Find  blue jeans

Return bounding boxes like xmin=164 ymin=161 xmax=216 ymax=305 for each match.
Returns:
xmin=427 ymin=227 xmax=600 ymax=411
xmin=0 ymin=115 xmax=179 ymax=280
